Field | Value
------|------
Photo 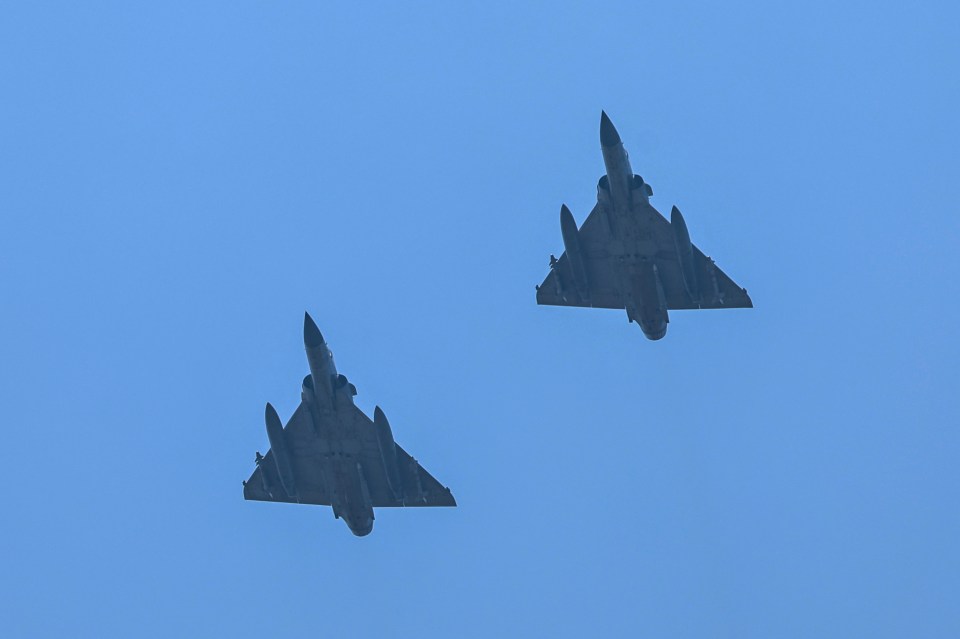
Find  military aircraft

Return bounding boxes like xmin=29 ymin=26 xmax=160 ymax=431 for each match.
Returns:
xmin=243 ymin=313 xmax=456 ymax=536
xmin=536 ymin=112 xmax=753 ymax=340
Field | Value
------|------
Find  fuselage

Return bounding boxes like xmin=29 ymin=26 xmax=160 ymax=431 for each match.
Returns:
xmin=249 ymin=313 xmax=455 ymax=537
xmin=598 ymin=112 xmax=666 ymax=340
xmin=328 ymin=460 xmax=374 ymax=537
xmin=302 ymin=313 xmax=374 ymax=536
xmin=303 ymin=314 xmax=338 ymax=411
xmin=600 ymin=116 xmax=635 ymax=214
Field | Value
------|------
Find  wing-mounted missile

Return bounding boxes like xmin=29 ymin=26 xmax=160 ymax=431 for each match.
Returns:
xmin=631 ymin=175 xmax=653 ymax=206
xmin=402 ymin=456 xmax=426 ymax=505
xmin=264 ymin=402 xmax=298 ymax=499
xmin=560 ymin=205 xmax=591 ymax=304
xmin=254 ymin=451 xmax=276 ymax=498
xmin=670 ymin=206 xmax=701 ymax=305
xmin=704 ymin=255 xmax=724 ymax=305
xmin=548 ymin=254 xmax=567 ymax=299
xmin=373 ymin=406 xmax=403 ymax=501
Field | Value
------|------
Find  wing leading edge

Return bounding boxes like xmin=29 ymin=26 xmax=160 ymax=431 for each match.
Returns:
xmin=536 ymin=202 xmax=752 ymax=311
xmin=243 ymin=402 xmax=455 ymax=509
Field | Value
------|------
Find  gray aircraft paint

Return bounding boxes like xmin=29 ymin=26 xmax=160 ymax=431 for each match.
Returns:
xmin=536 ymin=112 xmax=752 ymax=339
xmin=243 ymin=313 xmax=456 ymax=536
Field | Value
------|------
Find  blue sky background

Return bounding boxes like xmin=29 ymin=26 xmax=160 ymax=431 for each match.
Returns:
xmin=1 ymin=2 xmax=958 ymax=637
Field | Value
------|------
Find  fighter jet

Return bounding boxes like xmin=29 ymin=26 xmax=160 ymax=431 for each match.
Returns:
xmin=536 ymin=112 xmax=753 ymax=339
xmin=243 ymin=313 xmax=456 ymax=536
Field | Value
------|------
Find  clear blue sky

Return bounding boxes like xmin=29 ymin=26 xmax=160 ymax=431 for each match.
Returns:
xmin=2 ymin=2 xmax=958 ymax=637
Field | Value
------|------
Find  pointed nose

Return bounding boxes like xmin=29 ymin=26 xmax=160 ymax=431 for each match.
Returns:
xmin=303 ymin=312 xmax=325 ymax=348
xmin=600 ymin=111 xmax=621 ymax=147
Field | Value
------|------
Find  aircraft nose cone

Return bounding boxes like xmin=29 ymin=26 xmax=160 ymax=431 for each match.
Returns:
xmin=600 ymin=110 xmax=621 ymax=147
xmin=303 ymin=312 xmax=325 ymax=348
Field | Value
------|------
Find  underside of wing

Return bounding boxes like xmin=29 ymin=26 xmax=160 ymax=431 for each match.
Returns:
xmin=243 ymin=402 xmax=332 ymax=506
xmin=685 ymin=246 xmax=753 ymax=309
xmin=653 ymin=245 xmax=753 ymax=310
xmin=536 ymin=201 xmax=752 ymax=312
xmin=642 ymin=208 xmax=753 ymax=310
xmin=244 ymin=402 xmax=455 ymax=510
xmin=536 ymin=204 xmax=625 ymax=310
xmin=388 ymin=443 xmax=457 ymax=508
xmin=343 ymin=406 xmax=456 ymax=508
